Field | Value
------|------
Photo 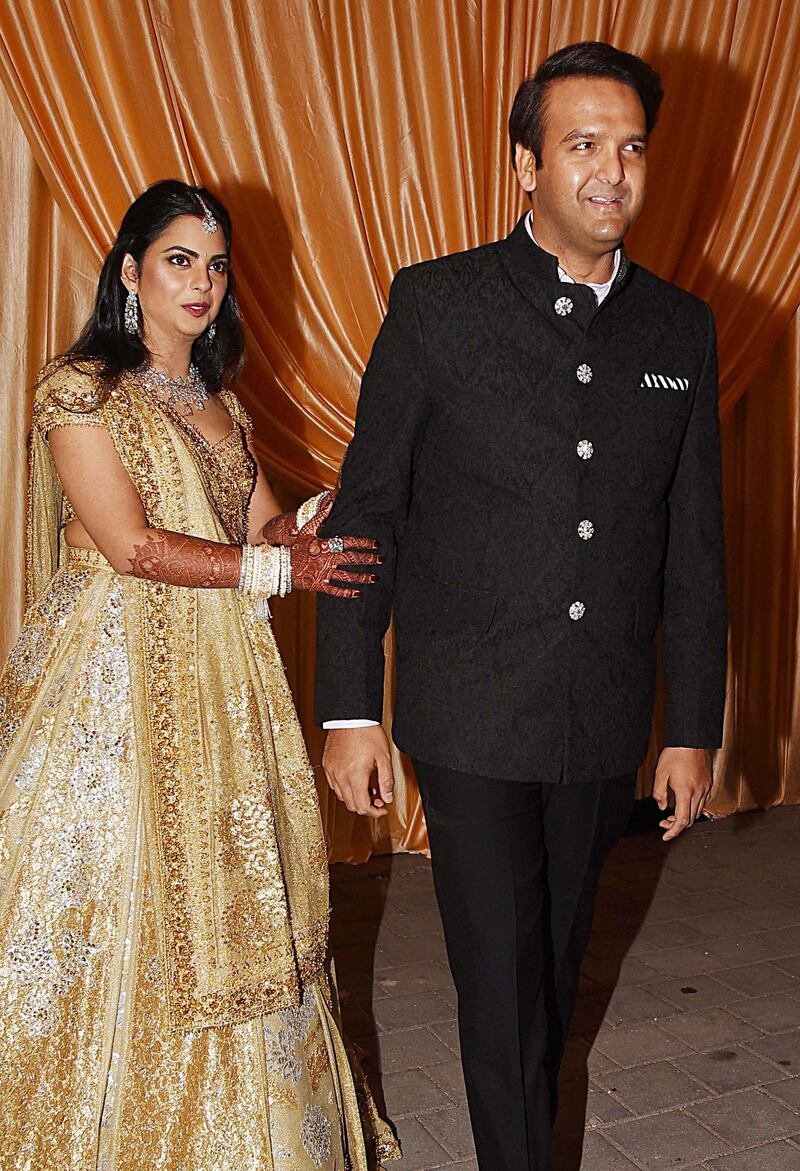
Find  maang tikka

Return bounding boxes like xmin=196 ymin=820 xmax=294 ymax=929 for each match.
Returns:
xmin=196 ymin=195 xmax=218 ymax=235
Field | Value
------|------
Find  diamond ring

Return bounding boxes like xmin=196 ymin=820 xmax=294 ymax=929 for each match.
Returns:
xmin=328 ymin=536 xmax=345 ymax=554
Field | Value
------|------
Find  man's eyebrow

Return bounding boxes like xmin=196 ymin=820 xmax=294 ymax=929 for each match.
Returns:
xmin=160 ymin=244 xmax=229 ymax=260
xmin=560 ymin=128 xmax=648 ymax=144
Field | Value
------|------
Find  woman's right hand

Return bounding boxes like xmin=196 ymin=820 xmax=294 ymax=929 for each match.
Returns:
xmin=261 ymin=489 xmax=336 ymax=548
xmin=289 ymin=534 xmax=382 ymax=598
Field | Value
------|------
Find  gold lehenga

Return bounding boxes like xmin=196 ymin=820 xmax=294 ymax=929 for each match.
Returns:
xmin=0 ymin=361 xmax=398 ymax=1170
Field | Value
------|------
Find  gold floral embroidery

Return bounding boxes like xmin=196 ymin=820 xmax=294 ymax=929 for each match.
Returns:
xmin=7 ymin=625 xmax=47 ymax=687
xmin=305 ymin=1022 xmax=329 ymax=1093
xmin=268 ymin=1076 xmax=300 ymax=1111
xmin=99 ymin=372 xmax=330 ymax=1032
xmin=223 ymin=889 xmax=286 ymax=953
xmin=0 ymin=568 xmax=91 ymax=759
xmin=5 ymin=362 xmax=401 ymax=1168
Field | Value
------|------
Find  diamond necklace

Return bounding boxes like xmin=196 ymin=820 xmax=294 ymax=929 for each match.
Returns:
xmin=138 ymin=363 xmax=209 ymax=416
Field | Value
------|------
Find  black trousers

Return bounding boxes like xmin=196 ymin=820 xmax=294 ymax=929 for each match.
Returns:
xmin=413 ymin=761 xmax=637 ymax=1171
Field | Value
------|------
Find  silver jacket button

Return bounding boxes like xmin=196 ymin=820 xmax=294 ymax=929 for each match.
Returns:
xmin=569 ymin=601 xmax=586 ymax=621
xmin=577 ymin=439 xmax=594 ymax=459
xmin=576 ymin=364 xmax=593 ymax=384
xmin=554 ymin=296 xmax=573 ymax=316
xmin=578 ymin=520 xmax=595 ymax=540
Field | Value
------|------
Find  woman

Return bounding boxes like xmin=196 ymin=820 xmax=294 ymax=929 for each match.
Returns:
xmin=0 ymin=180 xmax=398 ymax=1170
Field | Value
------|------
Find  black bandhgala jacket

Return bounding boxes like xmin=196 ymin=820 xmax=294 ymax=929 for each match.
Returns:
xmin=315 ymin=215 xmax=728 ymax=783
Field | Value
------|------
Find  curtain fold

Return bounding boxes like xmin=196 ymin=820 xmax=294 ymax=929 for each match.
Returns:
xmin=1 ymin=1 xmax=799 ymax=860
xmin=4 ymin=1 xmax=800 ymax=481
xmin=0 ymin=83 xmax=97 ymax=653
xmin=712 ymin=310 xmax=800 ymax=813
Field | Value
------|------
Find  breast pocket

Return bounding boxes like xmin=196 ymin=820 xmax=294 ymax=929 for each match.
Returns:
xmin=639 ymin=367 xmax=692 ymax=416
xmin=638 ymin=371 xmax=691 ymax=393
xmin=394 ymin=571 xmax=497 ymax=637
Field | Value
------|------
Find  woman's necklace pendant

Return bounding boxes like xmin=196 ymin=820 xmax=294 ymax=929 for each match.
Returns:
xmin=173 ymin=397 xmax=205 ymax=417
xmin=139 ymin=363 xmax=209 ymax=414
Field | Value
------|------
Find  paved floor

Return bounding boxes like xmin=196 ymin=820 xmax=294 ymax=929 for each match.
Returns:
xmin=330 ymin=804 xmax=800 ymax=1170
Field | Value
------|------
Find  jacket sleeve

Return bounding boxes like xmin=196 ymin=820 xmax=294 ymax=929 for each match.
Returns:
xmin=315 ymin=266 xmax=430 ymax=724
xmin=662 ymin=303 xmax=728 ymax=747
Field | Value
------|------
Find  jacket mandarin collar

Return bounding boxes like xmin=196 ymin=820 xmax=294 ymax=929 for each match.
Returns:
xmin=500 ymin=213 xmax=632 ymax=299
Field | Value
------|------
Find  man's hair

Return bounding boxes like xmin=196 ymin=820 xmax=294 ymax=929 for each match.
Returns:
xmin=509 ymin=41 xmax=664 ymax=168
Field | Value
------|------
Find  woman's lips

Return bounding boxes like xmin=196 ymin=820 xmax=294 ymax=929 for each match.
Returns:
xmin=182 ymin=303 xmax=210 ymax=317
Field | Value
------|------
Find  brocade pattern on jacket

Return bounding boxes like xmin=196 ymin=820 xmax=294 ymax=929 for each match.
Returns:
xmin=316 ymin=216 xmax=728 ymax=783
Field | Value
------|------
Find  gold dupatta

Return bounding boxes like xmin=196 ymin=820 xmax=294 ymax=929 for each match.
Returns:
xmin=25 ymin=362 xmax=330 ymax=1032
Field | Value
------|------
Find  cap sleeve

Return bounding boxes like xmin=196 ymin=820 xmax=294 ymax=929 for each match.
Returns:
xmin=32 ymin=359 xmax=110 ymax=436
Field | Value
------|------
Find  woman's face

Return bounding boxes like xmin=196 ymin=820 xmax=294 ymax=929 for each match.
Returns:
xmin=121 ymin=214 xmax=229 ymax=348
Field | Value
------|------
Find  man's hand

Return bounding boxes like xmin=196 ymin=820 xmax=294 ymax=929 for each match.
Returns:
xmin=322 ymin=726 xmax=395 ymax=818
xmin=653 ymin=747 xmax=713 ymax=841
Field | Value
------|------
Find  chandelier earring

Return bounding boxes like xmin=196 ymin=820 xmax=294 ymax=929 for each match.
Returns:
xmin=206 ymin=321 xmax=217 ymax=342
xmin=124 ymin=287 xmax=139 ymax=335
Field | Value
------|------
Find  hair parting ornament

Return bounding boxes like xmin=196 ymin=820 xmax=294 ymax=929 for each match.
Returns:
xmin=195 ymin=194 xmax=218 ymax=235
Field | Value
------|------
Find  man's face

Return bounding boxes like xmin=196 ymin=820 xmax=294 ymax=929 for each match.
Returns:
xmin=516 ymin=76 xmax=648 ymax=255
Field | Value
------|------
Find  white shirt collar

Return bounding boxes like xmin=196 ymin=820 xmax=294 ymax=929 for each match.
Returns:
xmin=524 ymin=210 xmax=620 ymax=304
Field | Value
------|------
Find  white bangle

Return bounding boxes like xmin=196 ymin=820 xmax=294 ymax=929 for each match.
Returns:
xmin=295 ymin=490 xmax=330 ymax=531
xmin=278 ymin=544 xmax=292 ymax=597
xmin=238 ymin=544 xmax=293 ymax=619
xmin=284 ymin=544 xmax=293 ymax=595
xmin=239 ymin=543 xmax=260 ymax=596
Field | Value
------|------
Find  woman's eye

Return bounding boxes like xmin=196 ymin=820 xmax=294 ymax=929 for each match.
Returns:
xmin=210 ymin=261 xmax=229 ymax=274
xmin=168 ymin=254 xmax=189 ymax=266
xmin=575 ymin=141 xmax=593 ymax=151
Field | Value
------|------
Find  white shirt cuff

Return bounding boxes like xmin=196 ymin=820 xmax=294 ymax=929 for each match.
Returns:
xmin=322 ymin=719 xmax=380 ymax=729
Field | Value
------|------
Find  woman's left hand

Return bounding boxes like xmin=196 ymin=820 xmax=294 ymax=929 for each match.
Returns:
xmin=261 ymin=490 xmax=335 ymax=547
xmin=290 ymin=534 xmax=381 ymax=597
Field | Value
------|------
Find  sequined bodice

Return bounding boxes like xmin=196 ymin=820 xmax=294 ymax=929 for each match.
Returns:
xmin=180 ymin=414 xmax=257 ymax=544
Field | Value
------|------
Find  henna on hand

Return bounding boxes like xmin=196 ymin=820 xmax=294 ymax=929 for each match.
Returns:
xmin=128 ymin=529 xmax=242 ymax=588
xmin=260 ymin=510 xmax=298 ymax=547
xmin=290 ymin=535 xmax=381 ymax=597
xmin=260 ymin=490 xmax=336 ymax=547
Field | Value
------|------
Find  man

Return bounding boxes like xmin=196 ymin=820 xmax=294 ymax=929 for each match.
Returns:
xmin=316 ymin=41 xmax=727 ymax=1171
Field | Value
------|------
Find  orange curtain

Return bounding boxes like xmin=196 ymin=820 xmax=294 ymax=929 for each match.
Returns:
xmin=0 ymin=83 xmax=97 ymax=649
xmin=1 ymin=1 xmax=799 ymax=860
xmin=713 ymin=310 xmax=800 ymax=812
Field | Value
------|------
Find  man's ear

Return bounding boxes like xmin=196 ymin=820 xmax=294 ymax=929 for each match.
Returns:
xmin=514 ymin=143 xmax=537 ymax=195
xmin=120 ymin=253 xmax=139 ymax=293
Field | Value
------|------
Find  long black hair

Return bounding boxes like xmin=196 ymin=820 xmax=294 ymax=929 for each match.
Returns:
xmin=60 ymin=179 xmax=245 ymax=396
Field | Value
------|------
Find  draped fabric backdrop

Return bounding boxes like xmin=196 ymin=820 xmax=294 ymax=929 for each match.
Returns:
xmin=1 ymin=1 xmax=798 ymax=861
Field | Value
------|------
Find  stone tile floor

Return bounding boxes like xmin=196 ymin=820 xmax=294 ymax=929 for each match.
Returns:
xmin=330 ymin=804 xmax=800 ymax=1170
